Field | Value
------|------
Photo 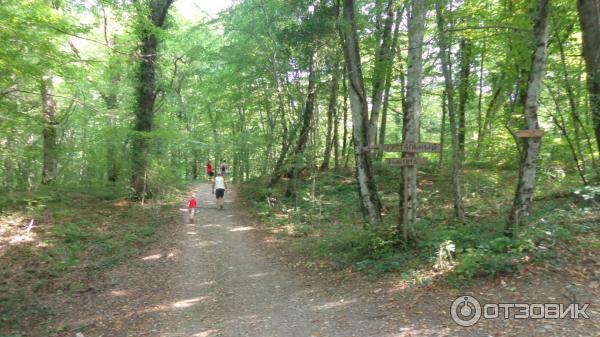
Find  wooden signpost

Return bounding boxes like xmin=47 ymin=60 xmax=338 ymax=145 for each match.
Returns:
xmin=374 ymin=142 xmax=441 ymax=240
xmin=385 ymin=157 xmax=427 ymax=166
xmin=367 ymin=142 xmax=441 ymax=153
xmin=515 ymin=129 xmax=544 ymax=138
xmin=368 ymin=142 xmax=441 ymax=167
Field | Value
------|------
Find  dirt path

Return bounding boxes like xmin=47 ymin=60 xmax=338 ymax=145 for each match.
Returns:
xmin=51 ymin=184 xmax=599 ymax=337
xmin=160 ymin=184 xmax=392 ymax=337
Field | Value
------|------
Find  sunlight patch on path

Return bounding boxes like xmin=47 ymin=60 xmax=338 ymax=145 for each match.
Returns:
xmin=141 ymin=253 xmax=163 ymax=261
xmin=313 ymin=299 xmax=356 ymax=310
xmin=191 ymin=329 xmax=221 ymax=337
xmin=172 ymin=296 xmax=212 ymax=309
xmin=248 ymin=271 xmax=276 ymax=278
xmin=229 ymin=226 xmax=254 ymax=232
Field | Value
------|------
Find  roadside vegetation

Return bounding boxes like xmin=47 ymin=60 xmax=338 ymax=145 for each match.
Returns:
xmin=0 ymin=185 xmax=181 ymax=335
xmin=242 ymin=163 xmax=600 ymax=284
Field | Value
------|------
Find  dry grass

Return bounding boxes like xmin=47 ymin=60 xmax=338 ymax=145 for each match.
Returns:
xmin=0 ymin=188 xmax=179 ymax=335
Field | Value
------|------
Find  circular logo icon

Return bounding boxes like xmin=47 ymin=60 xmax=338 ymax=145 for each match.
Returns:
xmin=451 ymin=295 xmax=481 ymax=327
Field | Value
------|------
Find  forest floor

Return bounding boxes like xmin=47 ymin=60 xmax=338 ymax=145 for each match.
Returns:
xmin=6 ymin=183 xmax=600 ymax=337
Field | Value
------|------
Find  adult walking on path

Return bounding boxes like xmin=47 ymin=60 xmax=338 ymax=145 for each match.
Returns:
xmin=212 ymin=172 xmax=228 ymax=209
xmin=219 ymin=159 xmax=228 ymax=177
xmin=206 ymin=160 xmax=214 ymax=180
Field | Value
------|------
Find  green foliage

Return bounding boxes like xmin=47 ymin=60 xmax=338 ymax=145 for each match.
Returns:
xmin=243 ymin=168 xmax=600 ymax=285
xmin=452 ymin=237 xmax=531 ymax=281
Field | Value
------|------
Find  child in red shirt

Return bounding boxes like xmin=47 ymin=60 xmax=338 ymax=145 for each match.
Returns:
xmin=188 ymin=194 xmax=197 ymax=221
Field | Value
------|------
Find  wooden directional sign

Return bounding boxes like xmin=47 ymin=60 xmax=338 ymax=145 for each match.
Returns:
xmin=368 ymin=142 xmax=441 ymax=153
xmin=385 ymin=157 xmax=427 ymax=166
xmin=516 ymin=129 xmax=544 ymax=138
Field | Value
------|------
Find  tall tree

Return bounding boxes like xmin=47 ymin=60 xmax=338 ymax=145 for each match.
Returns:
xmin=507 ymin=0 xmax=550 ymax=234
xmin=399 ymin=0 xmax=427 ymax=241
xmin=457 ymin=38 xmax=472 ymax=155
xmin=131 ymin=0 xmax=174 ymax=199
xmin=436 ymin=0 xmax=465 ymax=221
xmin=577 ymin=0 xmax=600 ymax=156
xmin=286 ymin=50 xmax=318 ymax=197
xmin=369 ymin=0 xmax=396 ymax=147
xmin=379 ymin=3 xmax=405 ymax=149
xmin=40 ymin=74 xmax=58 ymax=185
xmin=340 ymin=0 xmax=382 ymax=222
xmin=321 ymin=55 xmax=340 ymax=170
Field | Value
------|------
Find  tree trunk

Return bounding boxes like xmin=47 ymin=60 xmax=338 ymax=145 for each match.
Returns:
xmin=321 ymin=56 xmax=340 ymax=170
xmin=475 ymin=74 xmax=505 ymax=158
xmin=341 ymin=0 xmax=382 ymax=222
xmin=267 ymin=35 xmax=296 ymax=187
xmin=577 ymin=0 xmax=600 ymax=157
xmin=554 ymin=26 xmax=594 ymax=179
xmin=547 ymin=86 xmax=588 ymax=185
xmin=439 ymin=89 xmax=447 ymax=169
xmin=379 ymin=3 xmax=405 ymax=151
xmin=379 ymin=69 xmax=391 ymax=149
xmin=40 ymin=74 xmax=58 ymax=185
xmin=286 ymin=50 xmax=318 ymax=197
xmin=131 ymin=0 xmax=174 ymax=199
xmin=333 ymin=87 xmax=341 ymax=171
xmin=507 ymin=0 xmax=550 ymax=234
xmin=476 ymin=41 xmax=485 ymax=155
xmin=341 ymin=68 xmax=349 ymax=170
xmin=101 ymin=83 xmax=120 ymax=183
xmin=369 ymin=0 xmax=396 ymax=147
xmin=399 ymin=0 xmax=427 ymax=240
xmin=436 ymin=0 xmax=465 ymax=221
xmin=457 ymin=38 xmax=472 ymax=156
xmin=269 ymin=110 xmax=292 ymax=187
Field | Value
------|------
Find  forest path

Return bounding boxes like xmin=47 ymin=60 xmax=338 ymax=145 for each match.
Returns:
xmin=159 ymin=184 xmax=393 ymax=337
xmin=53 ymin=184 xmax=599 ymax=337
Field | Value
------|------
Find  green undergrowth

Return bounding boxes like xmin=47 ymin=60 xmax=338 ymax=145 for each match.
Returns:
xmin=0 ymin=184 xmax=183 ymax=335
xmin=241 ymin=164 xmax=600 ymax=286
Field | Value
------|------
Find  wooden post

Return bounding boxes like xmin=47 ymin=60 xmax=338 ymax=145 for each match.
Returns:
xmin=375 ymin=141 xmax=440 ymax=241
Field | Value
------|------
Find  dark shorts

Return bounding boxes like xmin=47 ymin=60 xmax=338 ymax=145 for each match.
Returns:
xmin=215 ymin=188 xmax=225 ymax=198
xmin=208 ymin=172 xmax=214 ymax=177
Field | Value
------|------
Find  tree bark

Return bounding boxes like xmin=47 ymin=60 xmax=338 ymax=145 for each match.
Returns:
xmin=457 ymin=38 xmax=472 ymax=155
xmin=286 ymin=50 xmax=318 ymax=197
xmin=436 ymin=0 xmax=465 ymax=221
xmin=321 ymin=56 xmax=340 ymax=170
xmin=507 ymin=0 xmax=550 ymax=234
xmin=341 ymin=67 xmax=349 ymax=170
xmin=475 ymin=74 xmax=506 ymax=158
xmin=476 ymin=41 xmax=485 ymax=155
xmin=101 ymin=69 xmax=120 ymax=184
xmin=41 ymin=74 xmax=58 ymax=185
xmin=379 ymin=3 xmax=405 ymax=150
xmin=369 ymin=0 xmax=396 ymax=147
xmin=555 ymin=26 xmax=587 ymax=169
xmin=439 ymin=89 xmax=447 ymax=169
xmin=341 ymin=0 xmax=382 ymax=222
xmin=399 ymin=0 xmax=427 ymax=240
xmin=577 ymin=0 xmax=600 ymax=156
xmin=333 ymin=85 xmax=341 ymax=171
xmin=547 ymin=85 xmax=588 ymax=185
xmin=131 ymin=0 xmax=174 ymax=199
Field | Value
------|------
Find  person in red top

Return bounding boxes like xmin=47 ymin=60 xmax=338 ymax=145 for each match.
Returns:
xmin=188 ymin=194 xmax=197 ymax=222
xmin=207 ymin=160 xmax=214 ymax=180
